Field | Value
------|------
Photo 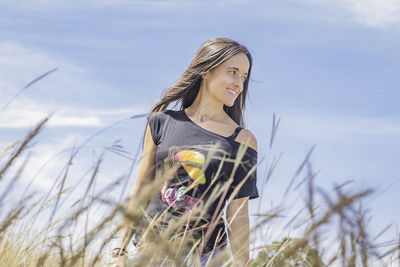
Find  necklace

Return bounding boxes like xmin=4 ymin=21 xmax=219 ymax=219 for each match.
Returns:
xmin=184 ymin=109 xmax=216 ymax=123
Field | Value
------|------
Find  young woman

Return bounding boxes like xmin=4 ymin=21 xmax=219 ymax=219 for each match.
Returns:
xmin=110 ymin=38 xmax=259 ymax=266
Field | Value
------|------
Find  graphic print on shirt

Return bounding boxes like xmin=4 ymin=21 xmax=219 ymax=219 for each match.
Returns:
xmin=161 ymin=146 xmax=206 ymax=212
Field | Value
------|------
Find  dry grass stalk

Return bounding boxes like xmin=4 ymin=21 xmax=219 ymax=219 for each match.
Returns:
xmin=0 ymin=117 xmax=399 ymax=267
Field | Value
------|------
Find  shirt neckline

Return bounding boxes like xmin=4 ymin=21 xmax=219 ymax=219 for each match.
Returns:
xmin=182 ymin=109 xmax=234 ymax=139
xmin=180 ymin=109 xmax=257 ymax=154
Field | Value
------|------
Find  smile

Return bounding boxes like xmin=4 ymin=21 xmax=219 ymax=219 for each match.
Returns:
xmin=226 ymin=88 xmax=238 ymax=96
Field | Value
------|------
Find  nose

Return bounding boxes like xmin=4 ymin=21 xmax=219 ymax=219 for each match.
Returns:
xmin=233 ymin=79 xmax=242 ymax=92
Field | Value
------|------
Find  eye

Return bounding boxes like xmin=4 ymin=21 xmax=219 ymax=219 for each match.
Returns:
xmin=229 ymin=70 xmax=237 ymax=75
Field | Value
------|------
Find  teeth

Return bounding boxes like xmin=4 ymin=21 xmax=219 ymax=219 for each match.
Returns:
xmin=227 ymin=89 xmax=237 ymax=95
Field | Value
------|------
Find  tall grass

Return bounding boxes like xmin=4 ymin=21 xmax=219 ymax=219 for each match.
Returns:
xmin=0 ymin=69 xmax=399 ymax=266
xmin=0 ymin=114 xmax=399 ymax=267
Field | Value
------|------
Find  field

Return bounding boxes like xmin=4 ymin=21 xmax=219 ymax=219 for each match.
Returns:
xmin=1 ymin=111 xmax=399 ymax=267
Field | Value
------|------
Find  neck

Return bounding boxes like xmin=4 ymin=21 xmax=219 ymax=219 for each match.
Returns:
xmin=185 ymin=103 xmax=224 ymax=120
xmin=184 ymin=84 xmax=225 ymax=121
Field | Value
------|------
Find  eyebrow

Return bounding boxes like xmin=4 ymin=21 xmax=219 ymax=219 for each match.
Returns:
xmin=227 ymin=67 xmax=248 ymax=76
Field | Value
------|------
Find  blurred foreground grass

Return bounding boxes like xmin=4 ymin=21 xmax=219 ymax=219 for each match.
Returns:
xmin=0 ymin=117 xmax=399 ymax=267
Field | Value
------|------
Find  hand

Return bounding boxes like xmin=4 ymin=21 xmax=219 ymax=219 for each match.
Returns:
xmin=108 ymin=255 xmax=128 ymax=267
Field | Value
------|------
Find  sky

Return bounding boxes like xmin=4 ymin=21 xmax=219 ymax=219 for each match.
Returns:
xmin=0 ymin=0 xmax=399 ymax=262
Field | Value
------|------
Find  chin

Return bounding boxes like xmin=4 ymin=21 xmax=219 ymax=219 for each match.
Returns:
xmin=220 ymin=95 xmax=237 ymax=108
xmin=223 ymin=101 xmax=235 ymax=108
xmin=225 ymin=97 xmax=239 ymax=108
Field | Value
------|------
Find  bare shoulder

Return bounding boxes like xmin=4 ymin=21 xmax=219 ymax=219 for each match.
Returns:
xmin=235 ymin=128 xmax=258 ymax=152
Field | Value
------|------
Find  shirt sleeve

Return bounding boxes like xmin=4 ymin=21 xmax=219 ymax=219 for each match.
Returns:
xmin=229 ymin=147 xmax=259 ymax=200
xmin=147 ymin=111 xmax=166 ymax=146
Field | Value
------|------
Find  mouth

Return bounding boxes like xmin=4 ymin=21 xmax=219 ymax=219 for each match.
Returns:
xmin=226 ymin=88 xmax=239 ymax=96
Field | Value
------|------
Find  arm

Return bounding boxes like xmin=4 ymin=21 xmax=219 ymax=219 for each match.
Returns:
xmin=114 ymin=122 xmax=157 ymax=252
xmin=227 ymin=197 xmax=250 ymax=266
xmin=227 ymin=128 xmax=257 ymax=266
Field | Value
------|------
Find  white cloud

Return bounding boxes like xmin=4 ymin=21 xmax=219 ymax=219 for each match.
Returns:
xmin=349 ymin=0 xmax=400 ymax=28
xmin=49 ymin=114 xmax=101 ymax=127
xmin=301 ymin=0 xmax=400 ymax=29
xmin=0 ymin=42 xmax=147 ymax=128
xmin=0 ymin=41 xmax=89 ymax=102
xmin=1 ymin=129 xmax=137 ymax=200
xmin=0 ymin=42 xmax=61 ymax=96
xmin=3 ymin=0 xmax=399 ymax=30
xmin=0 ymin=103 xmax=145 ymax=128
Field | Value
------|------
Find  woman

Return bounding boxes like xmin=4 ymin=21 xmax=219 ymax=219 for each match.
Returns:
xmin=110 ymin=38 xmax=258 ymax=266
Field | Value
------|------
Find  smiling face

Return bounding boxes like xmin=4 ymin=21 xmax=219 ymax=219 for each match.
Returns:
xmin=202 ymin=52 xmax=250 ymax=107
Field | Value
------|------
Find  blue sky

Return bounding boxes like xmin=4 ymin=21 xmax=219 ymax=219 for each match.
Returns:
xmin=1 ymin=0 xmax=399 ymax=260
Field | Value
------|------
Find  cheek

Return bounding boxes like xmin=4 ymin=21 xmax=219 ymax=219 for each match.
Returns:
xmin=210 ymin=75 xmax=232 ymax=88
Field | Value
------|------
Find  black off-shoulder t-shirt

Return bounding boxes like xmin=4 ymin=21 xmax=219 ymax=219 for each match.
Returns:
xmin=132 ymin=109 xmax=258 ymax=254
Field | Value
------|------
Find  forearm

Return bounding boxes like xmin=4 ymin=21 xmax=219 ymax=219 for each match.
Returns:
xmin=110 ymin=123 xmax=157 ymax=264
xmin=116 ymin=224 xmax=135 ymax=250
xmin=115 ymin=179 xmax=151 ymax=250
xmin=227 ymin=198 xmax=250 ymax=266
xmin=229 ymin=215 xmax=250 ymax=266
xmin=116 ymin=202 xmax=139 ymax=249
